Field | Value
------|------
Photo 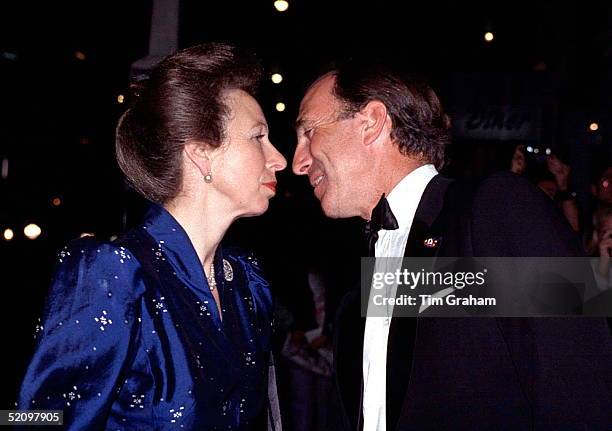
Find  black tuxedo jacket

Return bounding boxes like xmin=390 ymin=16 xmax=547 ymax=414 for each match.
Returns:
xmin=328 ymin=171 xmax=612 ymax=431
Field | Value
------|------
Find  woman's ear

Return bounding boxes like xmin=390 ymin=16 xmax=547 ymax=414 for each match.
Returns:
xmin=184 ymin=140 xmax=212 ymax=178
xmin=359 ymin=100 xmax=390 ymax=147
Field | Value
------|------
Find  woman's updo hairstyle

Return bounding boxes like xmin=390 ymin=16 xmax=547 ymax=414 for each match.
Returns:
xmin=116 ymin=43 xmax=262 ymax=203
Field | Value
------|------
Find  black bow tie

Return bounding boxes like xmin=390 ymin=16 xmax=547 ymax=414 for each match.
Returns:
xmin=364 ymin=194 xmax=399 ymax=256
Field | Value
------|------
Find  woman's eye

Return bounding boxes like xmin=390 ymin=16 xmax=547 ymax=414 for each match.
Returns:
xmin=254 ymin=134 xmax=266 ymax=142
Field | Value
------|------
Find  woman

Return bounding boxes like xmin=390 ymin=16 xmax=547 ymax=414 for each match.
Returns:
xmin=18 ymin=43 xmax=286 ymax=430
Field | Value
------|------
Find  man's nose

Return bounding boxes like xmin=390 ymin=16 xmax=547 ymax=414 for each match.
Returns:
xmin=292 ymin=144 xmax=312 ymax=175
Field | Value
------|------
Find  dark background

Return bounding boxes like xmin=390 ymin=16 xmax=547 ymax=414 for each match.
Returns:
xmin=1 ymin=0 xmax=610 ymax=408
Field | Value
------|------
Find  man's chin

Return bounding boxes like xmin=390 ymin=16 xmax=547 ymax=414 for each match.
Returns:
xmin=321 ymin=208 xmax=343 ymax=219
xmin=320 ymin=195 xmax=352 ymax=219
xmin=319 ymin=196 xmax=337 ymax=218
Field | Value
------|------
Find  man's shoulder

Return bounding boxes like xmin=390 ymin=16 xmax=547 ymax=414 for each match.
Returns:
xmin=423 ymin=173 xmax=475 ymax=215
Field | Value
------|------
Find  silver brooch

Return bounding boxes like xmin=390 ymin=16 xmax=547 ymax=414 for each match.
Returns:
xmin=223 ymin=259 xmax=233 ymax=281
xmin=423 ymin=237 xmax=440 ymax=248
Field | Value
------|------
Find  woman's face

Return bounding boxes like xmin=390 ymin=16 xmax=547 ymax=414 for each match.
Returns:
xmin=211 ymin=89 xmax=286 ymax=217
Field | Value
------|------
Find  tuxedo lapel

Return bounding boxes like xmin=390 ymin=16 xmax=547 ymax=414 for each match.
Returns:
xmin=386 ymin=175 xmax=454 ymax=431
xmin=403 ymin=174 xmax=454 ymax=258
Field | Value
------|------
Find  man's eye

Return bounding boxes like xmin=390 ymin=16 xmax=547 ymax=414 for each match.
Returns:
xmin=304 ymin=128 xmax=314 ymax=138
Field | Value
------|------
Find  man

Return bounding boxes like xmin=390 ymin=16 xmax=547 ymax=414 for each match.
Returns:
xmin=293 ymin=64 xmax=612 ymax=430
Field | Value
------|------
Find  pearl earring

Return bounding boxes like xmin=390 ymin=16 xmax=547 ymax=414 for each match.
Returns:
xmin=204 ymin=171 xmax=213 ymax=183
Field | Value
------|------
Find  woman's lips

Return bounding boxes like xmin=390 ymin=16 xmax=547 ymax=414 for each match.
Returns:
xmin=263 ymin=182 xmax=277 ymax=192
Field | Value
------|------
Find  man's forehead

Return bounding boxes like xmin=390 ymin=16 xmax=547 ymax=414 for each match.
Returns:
xmin=298 ymin=74 xmax=338 ymax=122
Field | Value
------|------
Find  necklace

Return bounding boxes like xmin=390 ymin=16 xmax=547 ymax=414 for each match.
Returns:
xmin=207 ymin=262 xmax=217 ymax=292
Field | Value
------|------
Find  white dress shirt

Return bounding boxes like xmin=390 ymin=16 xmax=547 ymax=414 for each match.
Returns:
xmin=362 ymin=164 xmax=438 ymax=431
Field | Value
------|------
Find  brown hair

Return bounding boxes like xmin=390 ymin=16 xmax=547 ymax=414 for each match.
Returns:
xmin=330 ymin=63 xmax=450 ymax=169
xmin=116 ymin=43 xmax=262 ymax=203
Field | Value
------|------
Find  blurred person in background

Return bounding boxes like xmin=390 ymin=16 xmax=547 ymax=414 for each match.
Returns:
xmin=589 ymin=206 xmax=612 ymax=289
xmin=281 ymin=261 xmax=332 ymax=431
xmin=512 ymin=144 xmax=580 ymax=231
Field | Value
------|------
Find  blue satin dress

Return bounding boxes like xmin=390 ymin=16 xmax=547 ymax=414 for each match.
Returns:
xmin=18 ymin=204 xmax=273 ymax=430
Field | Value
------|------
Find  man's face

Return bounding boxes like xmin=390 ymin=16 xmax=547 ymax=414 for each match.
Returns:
xmin=292 ymin=75 xmax=369 ymax=218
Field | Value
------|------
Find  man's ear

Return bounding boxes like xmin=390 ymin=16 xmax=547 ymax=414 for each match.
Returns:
xmin=184 ymin=140 xmax=212 ymax=177
xmin=359 ymin=100 xmax=391 ymax=146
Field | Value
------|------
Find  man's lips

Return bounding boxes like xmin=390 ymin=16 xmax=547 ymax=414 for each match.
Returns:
xmin=263 ymin=182 xmax=277 ymax=192
xmin=310 ymin=174 xmax=325 ymax=188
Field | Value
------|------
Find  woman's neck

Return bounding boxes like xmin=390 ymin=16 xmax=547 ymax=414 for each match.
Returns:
xmin=164 ymin=195 xmax=235 ymax=270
